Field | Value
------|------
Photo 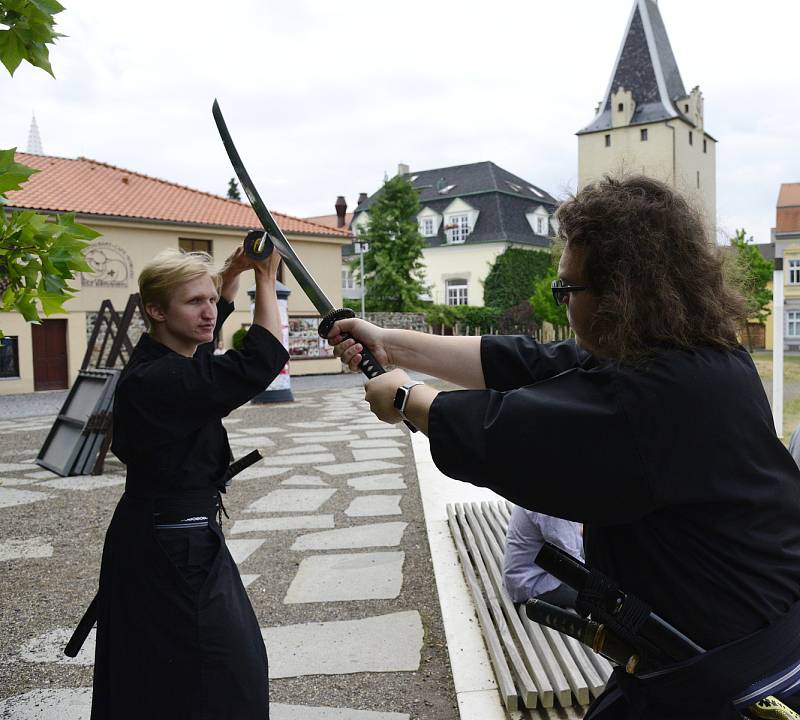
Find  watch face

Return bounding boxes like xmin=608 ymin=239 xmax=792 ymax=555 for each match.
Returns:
xmin=393 ymin=386 xmax=406 ymax=411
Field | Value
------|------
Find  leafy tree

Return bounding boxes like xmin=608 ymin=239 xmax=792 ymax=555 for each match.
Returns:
xmin=730 ymin=228 xmax=772 ymax=351
xmin=0 ymin=0 xmax=64 ymax=77
xmin=530 ymin=253 xmax=570 ymax=339
xmin=1 ymin=1 xmax=97 ymax=333
xmin=358 ymin=175 xmax=427 ymax=312
xmin=484 ymin=247 xmax=551 ymax=312
xmin=227 ymin=177 xmax=241 ymax=201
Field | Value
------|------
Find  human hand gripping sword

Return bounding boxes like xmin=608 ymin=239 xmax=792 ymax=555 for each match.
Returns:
xmin=212 ymin=100 xmax=417 ymax=432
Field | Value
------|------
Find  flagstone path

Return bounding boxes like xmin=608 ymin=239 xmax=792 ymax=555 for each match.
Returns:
xmin=0 ymin=387 xmax=457 ymax=719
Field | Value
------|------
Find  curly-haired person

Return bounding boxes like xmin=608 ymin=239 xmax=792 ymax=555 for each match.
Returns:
xmin=327 ymin=176 xmax=800 ymax=719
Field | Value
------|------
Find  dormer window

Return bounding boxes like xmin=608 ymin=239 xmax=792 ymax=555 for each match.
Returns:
xmin=684 ymin=103 xmax=689 ymax=113
xmin=605 ymin=134 xmax=611 ymax=147
xmin=689 ymin=131 xmax=693 ymax=146
xmin=617 ymin=103 xmax=624 ymax=112
xmin=536 ymin=216 xmax=546 ymax=235
xmin=640 ymin=128 xmax=648 ymax=141
xmin=703 ymin=139 xmax=707 ymax=153
xmin=421 ymin=217 xmax=435 ymax=237
xmin=445 ymin=214 xmax=470 ymax=244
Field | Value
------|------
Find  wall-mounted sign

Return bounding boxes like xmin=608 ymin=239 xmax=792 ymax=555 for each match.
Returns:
xmin=81 ymin=241 xmax=134 ymax=288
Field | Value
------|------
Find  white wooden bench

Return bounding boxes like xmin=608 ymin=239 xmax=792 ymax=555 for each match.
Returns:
xmin=447 ymin=500 xmax=613 ymax=716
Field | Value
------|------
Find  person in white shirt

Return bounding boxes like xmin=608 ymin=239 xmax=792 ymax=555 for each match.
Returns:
xmin=503 ymin=505 xmax=583 ymax=608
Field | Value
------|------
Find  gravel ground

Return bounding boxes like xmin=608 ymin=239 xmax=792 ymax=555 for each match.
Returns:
xmin=0 ymin=384 xmax=458 ymax=719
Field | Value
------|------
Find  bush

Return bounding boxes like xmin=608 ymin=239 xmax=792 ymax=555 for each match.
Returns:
xmin=484 ymin=247 xmax=552 ymax=311
xmin=232 ymin=327 xmax=247 ymax=351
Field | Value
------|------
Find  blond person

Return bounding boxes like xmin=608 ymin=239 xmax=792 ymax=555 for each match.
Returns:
xmin=89 ymin=247 xmax=286 ymax=719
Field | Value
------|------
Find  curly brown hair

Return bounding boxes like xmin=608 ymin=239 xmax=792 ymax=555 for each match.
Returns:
xmin=555 ymin=175 xmax=746 ymax=363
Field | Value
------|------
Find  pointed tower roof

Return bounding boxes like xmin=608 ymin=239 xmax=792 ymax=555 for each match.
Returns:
xmin=27 ymin=114 xmax=43 ymax=155
xmin=578 ymin=0 xmax=687 ymax=134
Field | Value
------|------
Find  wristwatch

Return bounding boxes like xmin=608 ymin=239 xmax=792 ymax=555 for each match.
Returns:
xmin=393 ymin=381 xmax=424 ymax=427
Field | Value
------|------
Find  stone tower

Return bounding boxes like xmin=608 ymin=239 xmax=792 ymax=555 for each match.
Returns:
xmin=577 ymin=0 xmax=716 ymax=224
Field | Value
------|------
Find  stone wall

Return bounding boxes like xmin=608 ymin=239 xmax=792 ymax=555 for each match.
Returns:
xmin=362 ymin=312 xmax=428 ymax=332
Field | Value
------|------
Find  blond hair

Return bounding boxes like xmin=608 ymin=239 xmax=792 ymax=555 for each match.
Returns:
xmin=139 ymin=249 xmax=222 ymax=328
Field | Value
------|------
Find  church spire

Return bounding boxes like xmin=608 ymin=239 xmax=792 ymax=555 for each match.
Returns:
xmin=578 ymin=0 xmax=688 ymax=134
xmin=27 ymin=113 xmax=43 ymax=155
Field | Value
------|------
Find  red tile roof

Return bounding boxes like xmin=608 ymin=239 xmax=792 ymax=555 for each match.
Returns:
xmin=6 ymin=153 xmax=350 ymax=238
xmin=303 ymin=212 xmax=353 ymax=231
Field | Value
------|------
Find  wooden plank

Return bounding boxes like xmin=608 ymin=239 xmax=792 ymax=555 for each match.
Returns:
xmin=457 ymin=504 xmax=538 ymax=709
xmin=446 ymin=504 xmax=518 ymax=712
xmin=582 ymin=642 xmax=614 ymax=684
xmin=542 ymin=626 xmax=590 ymax=706
xmin=562 ymin=634 xmax=607 ymax=700
xmin=517 ymin=606 xmax=573 ymax=708
xmin=474 ymin=502 xmax=574 ymax=709
xmin=480 ymin=501 xmax=508 ymax=548
xmin=464 ymin=503 xmax=551 ymax=708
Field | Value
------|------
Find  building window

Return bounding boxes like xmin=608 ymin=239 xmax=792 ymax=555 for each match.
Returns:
xmin=789 ymin=260 xmax=800 ymax=285
xmin=341 ymin=267 xmax=356 ymax=290
xmin=697 ymin=171 xmax=700 ymax=189
xmin=684 ymin=103 xmax=689 ymax=113
xmin=0 ymin=336 xmax=20 ymax=378
xmin=640 ymin=128 xmax=648 ymax=141
xmin=446 ymin=279 xmax=469 ymax=306
xmin=179 ymin=238 xmax=213 ymax=255
xmin=689 ymin=131 xmax=693 ymax=146
xmin=617 ymin=103 xmax=624 ymax=112
xmin=536 ymin=215 xmax=546 ymax=235
xmin=420 ymin=217 xmax=435 ymax=237
xmin=788 ymin=311 xmax=800 ymax=337
xmin=703 ymin=139 xmax=707 ymax=153
xmin=604 ymin=134 xmax=611 ymax=147
xmin=445 ymin=214 xmax=470 ymax=244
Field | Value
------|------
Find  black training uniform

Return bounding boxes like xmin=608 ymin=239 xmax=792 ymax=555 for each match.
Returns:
xmin=90 ymin=299 xmax=288 ymax=720
xmin=429 ymin=336 xmax=800 ymax=718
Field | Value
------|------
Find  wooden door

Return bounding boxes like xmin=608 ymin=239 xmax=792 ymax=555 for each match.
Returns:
xmin=32 ymin=320 xmax=68 ymax=390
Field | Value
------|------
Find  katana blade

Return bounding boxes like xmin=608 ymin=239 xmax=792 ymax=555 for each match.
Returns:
xmin=212 ymin=99 xmax=335 ymax=317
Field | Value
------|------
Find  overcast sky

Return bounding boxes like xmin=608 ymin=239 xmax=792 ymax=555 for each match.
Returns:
xmin=1 ymin=0 xmax=798 ymax=244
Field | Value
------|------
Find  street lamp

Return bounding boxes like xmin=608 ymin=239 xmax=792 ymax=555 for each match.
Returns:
xmin=353 ymin=240 xmax=369 ymax=319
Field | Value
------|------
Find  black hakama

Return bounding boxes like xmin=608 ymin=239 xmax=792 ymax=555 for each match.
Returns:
xmin=90 ymin=299 xmax=288 ymax=719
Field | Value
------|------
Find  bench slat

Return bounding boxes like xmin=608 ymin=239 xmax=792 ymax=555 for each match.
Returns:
xmin=517 ymin=606 xmax=574 ymax=708
xmin=457 ymin=504 xmax=539 ymax=709
xmin=446 ymin=504 xmax=519 ymax=712
xmin=464 ymin=503 xmax=555 ymax=708
xmin=542 ymin=626 xmax=591 ymax=706
xmin=562 ymin=634 xmax=608 ymax=699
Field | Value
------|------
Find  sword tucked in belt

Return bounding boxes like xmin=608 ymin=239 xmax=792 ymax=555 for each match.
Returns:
xmin=64 ymin=449 xmax=265 ymax=658
xmin=526 ymin=542 xmax=800 ymax=720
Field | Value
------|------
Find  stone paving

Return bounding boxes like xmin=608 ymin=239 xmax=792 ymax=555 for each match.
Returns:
xmin=0 ymin=386 xmax=458 ymax=719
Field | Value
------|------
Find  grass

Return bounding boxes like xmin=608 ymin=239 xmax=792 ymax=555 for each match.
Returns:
xmin=747 ymin=351 xmax=800 ymax=443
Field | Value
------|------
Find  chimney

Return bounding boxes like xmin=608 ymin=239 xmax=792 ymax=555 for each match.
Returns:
xmin=397 ymin=163 xmax=410 ymax=177
xmin=334 ymin=196 xmax=347 ymax=228
xmin=357 ymin=192 xmax=368 ymax=207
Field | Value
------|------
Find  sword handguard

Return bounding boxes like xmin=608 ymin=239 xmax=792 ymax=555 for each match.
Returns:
xmin=318 ymin=308 xmax=417 ymax=432
xmin=243 ymin=230 xmax=274 ymax=261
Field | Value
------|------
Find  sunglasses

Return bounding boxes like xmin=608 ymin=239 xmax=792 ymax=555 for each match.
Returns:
xmin=551 ymin=279 xmax=588 ymax=306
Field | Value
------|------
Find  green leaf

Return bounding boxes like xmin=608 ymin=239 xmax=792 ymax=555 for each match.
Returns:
xmin=38 ymin=289 xmax=66 ymax=315
xmin=14 ymin=294 xmax=40 ymax=322
xmin=28 ymin=0 xmax=65 ymax=17
xmin=0 ymin=29 xmax=23 ymax=75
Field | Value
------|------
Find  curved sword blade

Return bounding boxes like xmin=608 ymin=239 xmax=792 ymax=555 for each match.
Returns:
xmin=212 ymin=99 xmax=334 ymax=316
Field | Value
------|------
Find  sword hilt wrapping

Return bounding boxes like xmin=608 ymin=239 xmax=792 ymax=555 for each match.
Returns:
xmin=318 ymin=308 xmax=417 ymax=432
xmin=243 ymin=230 xmax=274 ymax=261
